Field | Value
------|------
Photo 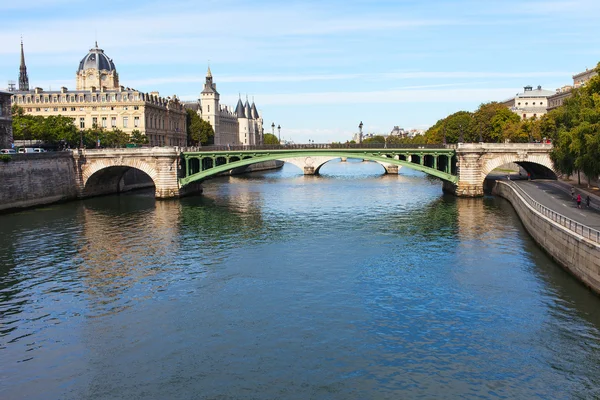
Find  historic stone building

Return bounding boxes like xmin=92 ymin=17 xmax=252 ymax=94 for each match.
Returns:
xmin=503 ymin=85 xmax=555 ymax=120
xmin=547 ymin=68 xmax=598 ymax=111
xmin=0 ymin=90 xmax=13 ymax=148
xmin=10 ymin=42 xmax=187 ymax=147
xmin=184 ymin=68 xmax=264 ymax=146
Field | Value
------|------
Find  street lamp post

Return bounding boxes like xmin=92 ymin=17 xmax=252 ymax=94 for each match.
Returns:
xmin=271 ymin=122 xmax=275 ymax=136
xmin=277 ymin=124 xmax=281 ymax=144
xmin=358 ymin=121 xmax=363 ymax=144
xmin=458 ymin=124 xmax=464 ymax=143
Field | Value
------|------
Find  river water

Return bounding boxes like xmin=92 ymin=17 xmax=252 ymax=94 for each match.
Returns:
xmin=1 ymin=160 xmax=600 ymax=399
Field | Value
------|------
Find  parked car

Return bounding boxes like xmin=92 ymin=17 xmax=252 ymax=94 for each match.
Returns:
xmin=33 ymin=148 xmax=46 ymax=153
xmin=18 ymin=148 xmax=35 ymax=153
xmin=0 ymin=149 xmax=16 ymax=154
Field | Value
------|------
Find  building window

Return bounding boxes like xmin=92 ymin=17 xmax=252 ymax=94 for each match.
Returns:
xmin=36 ymin=108 xmax=41 ymax=112
xmin=134 ymin=116 xmax=139 ymax=127
xmin=111 ymin=117 xmax=117 ymax=127
xmin=110 ymin=106 xmax=115 ymax=110
xmin=80 ymin=117 xmax=85 ymax=129
xmin=123 ymin=117 xmax=128 ymax=128
xmin=134 ymin=106 xmax=139 ymax=110
xmin=102 ymin=117 xmax=107 ymax=128
xmin=92 ymin=117 xmax=98 ymax=126
xmin=124 ymin=106 xmax=128 ymax=110
xmin=62 ymin=107 xmax=67 ymax=112
xmin=53 ymin=107 xmax=58 ymax=112
xmin=71 ymin=107 xmax=76 ymax=111
xmin=79 ymin=107 xmax=84 ymax=111
xmin=92 ymin=107 xmax=97 ymax=111
xmin=44 ymin=108 xmax=49 ymax=112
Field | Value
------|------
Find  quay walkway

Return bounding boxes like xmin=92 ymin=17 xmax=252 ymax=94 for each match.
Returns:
xmin=512 ymin=179 xmax=600 ymax=233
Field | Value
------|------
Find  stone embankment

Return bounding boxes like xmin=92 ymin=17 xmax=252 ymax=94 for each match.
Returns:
xmin=493 ymin=180 xmax=600 ymax=294
xmin=0 ymin=152 xmax=283 ymax=213
xmin=0 ymin=152 xmax=78 ymax=212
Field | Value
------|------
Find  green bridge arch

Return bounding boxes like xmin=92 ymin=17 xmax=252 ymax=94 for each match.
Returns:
xmin=179 ymin=148 xmax=458 ymax=186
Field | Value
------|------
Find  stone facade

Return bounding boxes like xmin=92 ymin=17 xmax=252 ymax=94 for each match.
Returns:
xmin=547 ymin=68 xmax=598 ymax=111
xmin=10 ymin=42 xmax=187 ymax=147
xmin=184 ymin=68 xmax=264 ymax=146
xmin=505 ymin=85 xmax=555 ymax=120
xmin=0 ymin=91 xmax=13 ymax=149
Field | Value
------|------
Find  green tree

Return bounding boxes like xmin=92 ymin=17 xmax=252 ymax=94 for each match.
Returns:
xmin=186 ymin=109 xmax=214 ymax=145
xmin=362 ymin=135 xmax=386 ymax=144
xmin=130 ymin=129 xmax=149 ymax=145
xmin=263 ymin=133 xmax=280 ymax=144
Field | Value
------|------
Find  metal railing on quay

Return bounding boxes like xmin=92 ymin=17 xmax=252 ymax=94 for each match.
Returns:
xmin=503 ymin=180 xmax=600 ymax=244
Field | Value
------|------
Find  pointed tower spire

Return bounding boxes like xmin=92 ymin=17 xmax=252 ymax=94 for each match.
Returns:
xmin=19 ymin=37 xmax=29 ymax=91
xmin=207 ymin=62 xmax=212 ymax=78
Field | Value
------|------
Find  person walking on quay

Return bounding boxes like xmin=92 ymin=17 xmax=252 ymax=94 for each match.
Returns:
xmin=586 ymin=195 xmax=591 ymax=208
xmin=571 ymin=187 xmax=575 ymax=200
xmin=577 ymin=193 xmax=582 ymax=209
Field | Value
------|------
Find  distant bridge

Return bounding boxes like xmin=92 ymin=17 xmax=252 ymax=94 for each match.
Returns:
xmin=72 ymin=143 xmax=555 ymax=198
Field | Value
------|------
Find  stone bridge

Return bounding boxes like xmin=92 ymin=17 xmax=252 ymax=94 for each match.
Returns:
xmin=73 ymin=143 xmax=554 ymax=199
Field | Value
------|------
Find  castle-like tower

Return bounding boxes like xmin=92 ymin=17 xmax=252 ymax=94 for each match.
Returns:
xmin=76 ymin=42 xmax=119 ymax=90
xmin=201 ymin=66 xmax=220 ymax=136
xmin=18 ymin=39 xmax=29 ymax=91
xmin=193 ymin=67 xmax=263 ymax=145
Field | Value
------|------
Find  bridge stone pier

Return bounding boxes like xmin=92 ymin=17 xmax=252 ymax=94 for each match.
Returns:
xmin=444 ymin=143 xmax=555 ymax=197
xmin=279 ymin=155 xmax=400 ymax=175
xmin=73 ymin=147 xmax=201 ymax=199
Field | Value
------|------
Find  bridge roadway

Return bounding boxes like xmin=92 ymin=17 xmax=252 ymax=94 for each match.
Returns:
xmin=510 ymin=179 xmax=600 ymax=231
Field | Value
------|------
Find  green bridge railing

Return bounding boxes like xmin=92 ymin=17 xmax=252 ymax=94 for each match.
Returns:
xmin=179 ymin=144 xmax=458 ymax=186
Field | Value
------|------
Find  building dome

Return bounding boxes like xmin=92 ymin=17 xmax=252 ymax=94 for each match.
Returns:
xmin=77 ymin=42 xmax=116 ymax=72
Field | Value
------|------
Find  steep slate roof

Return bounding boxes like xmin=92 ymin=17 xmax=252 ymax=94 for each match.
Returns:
xmin=235 ymin=98 xmax=246 ymax=118
xmin=244 ymin=99 xmax=251 ymax=119
xmin=251 ymin=102 xmax=259 ymax=119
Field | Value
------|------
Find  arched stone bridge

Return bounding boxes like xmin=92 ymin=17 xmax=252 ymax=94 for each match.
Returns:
xmin=73 ymin=143 xmax=555 ymax=199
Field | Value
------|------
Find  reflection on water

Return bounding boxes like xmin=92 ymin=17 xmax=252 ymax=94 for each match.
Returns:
xmin=1 ymin=160 xmax=600 ymax=399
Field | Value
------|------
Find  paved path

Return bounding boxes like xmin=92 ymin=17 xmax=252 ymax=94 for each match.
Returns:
xmin=512 ymin=179 xmax=600 ymax=231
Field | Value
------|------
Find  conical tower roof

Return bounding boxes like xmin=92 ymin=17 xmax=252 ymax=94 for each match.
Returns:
xmin=251 ymin=102 xmax=259 ymax=119
xmin=235 ymin=98 xmax=246 ymax=118
xmin=244 ymin=98 xmax=251 ymax=119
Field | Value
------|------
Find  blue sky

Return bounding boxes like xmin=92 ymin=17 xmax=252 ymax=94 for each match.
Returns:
xmin=1 ymin=0 xmax=599 ymax=143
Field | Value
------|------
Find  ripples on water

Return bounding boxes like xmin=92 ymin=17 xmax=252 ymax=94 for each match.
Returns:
xmin=1 ymin=160 xmax=600 ymax=399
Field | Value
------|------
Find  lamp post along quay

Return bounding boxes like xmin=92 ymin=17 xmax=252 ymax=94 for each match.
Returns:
xmin=278 ymin=125 xmax=281 ymax=144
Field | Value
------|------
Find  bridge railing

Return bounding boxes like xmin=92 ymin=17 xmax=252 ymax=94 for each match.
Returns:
xmin=186 ymin=143 xmax=448 ymax=152
xmin=503 ymin=180 xmax=600 ymax=244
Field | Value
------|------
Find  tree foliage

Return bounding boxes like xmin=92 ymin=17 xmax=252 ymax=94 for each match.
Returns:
xmin=186 ymin=109 xmax=214 ymax=145
xmin=263 ymin=133 xmax=280 ymax=144
xmin=130 ymin=129 xmax=149 ymax=145
xmin=12 ymin=105 xmax=79 ymax=145
xmin=548 ymin=62 xmax=600 ymax=183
